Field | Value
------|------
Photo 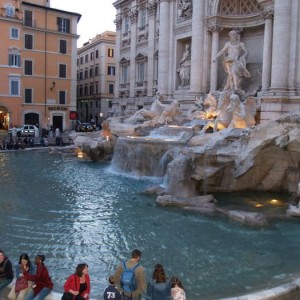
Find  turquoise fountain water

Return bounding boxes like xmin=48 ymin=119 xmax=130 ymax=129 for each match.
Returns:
xmin=1 ymin=151 xmax=300 ymax=299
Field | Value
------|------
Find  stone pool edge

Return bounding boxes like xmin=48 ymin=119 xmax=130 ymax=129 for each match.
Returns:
xmin=1 ymin=277 xmax=300 ymax=300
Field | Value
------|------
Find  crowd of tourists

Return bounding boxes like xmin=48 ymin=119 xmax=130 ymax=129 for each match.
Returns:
xmin=0 ymin=249 xmax=186 ymax=300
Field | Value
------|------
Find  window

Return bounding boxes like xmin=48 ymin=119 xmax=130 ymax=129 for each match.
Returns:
xmin=5 ymin=4 xmax=14 ymax=17
xmin=95 ymin=65 xmax=99 ymax=76
xmin=24 ymin=10 xmax=33 ymax=27
xmin=139 ymin=8 xmax=147 ymax=28
xmin=109 ymin=84 xmax=114 ymax=94
xmin=24 ymin=60 xmax=33 ymax=75
xmin=9 ymin=54 xmax=21 ymax=67
xmin=79 ymin=71 xmax=83 ymax=80
xmin=89 ymin=68 xmax=94 ymax=78
xmin=90 ymin=52 xmax=94 ymax=60
xmin=84 ymin=69 xmax=88 ymax=79
xmin=89 ymin=85 xmax=94 ymax=95
xmin=10 ymin=77 xmax=20 ymax=96
xmin=84 ymin=85 xmax=88 ymax=96
xmin=10 ymin=28 xmax=19 ymax=39
xmin=59 ymin=64 xmax=67 ymax=78
xmin=24 ymin=34 xmax=33 ymax=49
xmin=137 ymin=62 xmax=145 ymax=82
xmin=85 ymin=54 xmax=88 ymax=63
xmin=121 ymin=66 xmax=128 ymax=84
xmin=24 ymin=88 xmax=32 ymax=103
xmin=79 ymin=86 xmax=83 ymax=96
xmin=57 ymin=17 xmax=70 ymax=33
xmin=59 ymin=91 xmax=66 ymax=104
xmin=107 ymin=66 xmax=115 ymax=76
xmin=59 ymin=40 xmax=67 ymax=54
xmin=124 ymin=16 xmax=130 ymax=33
xmin=95 ymin=83 xmax=98 ymax=94
xmin=80 ymin=57 xmax=83 ymax=64
xmin=108 ymin=48 xmax=114 ymax=57
xmin=95 ymin=50 xmax=99 ymax=58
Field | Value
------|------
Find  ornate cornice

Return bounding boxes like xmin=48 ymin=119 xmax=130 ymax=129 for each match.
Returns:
xmin=207 ymin=25 xmax=223 ymax=33
xmin=261 ymin=9 xmax=274 ymax=20
xmin=114 ymin=15 xmax=122 ymax=30
xmin=205 ymin=13 xmax=264 ymax=29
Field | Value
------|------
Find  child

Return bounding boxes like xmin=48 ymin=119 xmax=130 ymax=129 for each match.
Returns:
xmin=103 ymin=275 xmax=121 ymax=300
xmin=171 ymin=276 xmax=186 ymax=300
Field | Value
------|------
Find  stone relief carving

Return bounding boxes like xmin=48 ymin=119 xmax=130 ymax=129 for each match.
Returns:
xmin=178 ymin=0 xmax=192 ymax=19
xmin=177 ymin=43 xmax=191 ymax=87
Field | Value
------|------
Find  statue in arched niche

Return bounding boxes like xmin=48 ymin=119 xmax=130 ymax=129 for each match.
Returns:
xmin=214 ymin=30 xmax=250 ymax=93
xmin=177 ymin=43 xmax=191 ymax=87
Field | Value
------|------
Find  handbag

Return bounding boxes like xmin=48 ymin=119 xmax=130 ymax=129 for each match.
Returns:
xmin=15 ymin=276 xmax=28 ymax=293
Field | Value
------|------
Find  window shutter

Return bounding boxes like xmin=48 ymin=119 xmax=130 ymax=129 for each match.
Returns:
xmin=66 ymin=19 xmax=70 ymax=33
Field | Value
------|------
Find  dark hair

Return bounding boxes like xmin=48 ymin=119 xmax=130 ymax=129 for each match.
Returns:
xmin=131 ymin=249 xmax=142 ymax=259
xmin=108 ymin=275 xmax=115 ymax=285
xmin=36 ymin=254 xmax=45 ymax=262
xmin=18 ymin=253 xmax=31 ymax=269
xmin=0 ymin=250 xmax=4 ymax=255
xmin=152 ymin=264 xmax=167 ymax=283
xmin=171 ymin=277 xmax=185 ymax=290
xmin=75 ymin=263 xmax=88 ymax=277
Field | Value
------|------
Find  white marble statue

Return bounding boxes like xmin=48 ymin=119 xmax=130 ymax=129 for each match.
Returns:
xmin=227 ymin=93 xmax=256 ymax=129
xmin=214 ymin=30 xmax=250 ymax=93
xmin=201 ymin=92 xmax=232 ymax=132
xmin=177 ymin=43 xmax=191 ymax=87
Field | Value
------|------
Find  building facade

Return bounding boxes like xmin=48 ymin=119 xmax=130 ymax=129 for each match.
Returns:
xmin=0 ymin=0 xmax=80 ymax=131
xmin=76 ymin=31 xmax=116 ymax=126
xmin=112 ymin=0 xmax=300 ymax=123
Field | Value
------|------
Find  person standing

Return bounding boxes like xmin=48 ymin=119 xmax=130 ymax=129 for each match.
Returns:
xmin=23 ymin=254 xmax=53 ymax=300
xmin=8 ymin=253 xmax=35 ymax=300
xmin=114 ymin=249 xmax=146 ymax=300
xmin=146 ymin=264 xmax=171 ymax=300
xmin=103 ymin=275 xmax=121 ymax=300
xmin=0 ymin=249 xmax=14 ymax=291
xmin=62 ymin=263 xmax=90 ymax=300
xmin=170 ymin=277 xmax=186 ymax=300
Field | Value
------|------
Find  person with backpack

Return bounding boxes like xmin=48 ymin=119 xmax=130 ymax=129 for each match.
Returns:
xmin=113 ymin=249 xmax=146 ymax=300
xmin=145 ymin=263 xmax=171 ymax=300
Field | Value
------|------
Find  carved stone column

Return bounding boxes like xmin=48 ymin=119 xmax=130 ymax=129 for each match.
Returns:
xmin=146 ymin=1 xmax=157 ymax=97
xmin=157 ymin=0 xmax=170 ymax=95
xmin=190 ymin=0 xmax=205 ymax=94
xmin=129 ymin=8 xmax=138 ymax=98
xmin=261 ymin=10 xmax=273 ymax=91
xmin=269 ymin=0 xmax=291 ymax=92
xmin=209 ymin=26 xmax=222 ymax=92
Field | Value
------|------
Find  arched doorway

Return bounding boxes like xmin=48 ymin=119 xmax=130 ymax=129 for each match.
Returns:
xmin=24 ymin=113 xmax=39 ymax=127
xmin=0 ymin=106 xmax=9 ymax=130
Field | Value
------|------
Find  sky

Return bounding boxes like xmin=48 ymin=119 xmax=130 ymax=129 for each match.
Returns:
xmin=51 ymin=0 xmax=116 ymax=47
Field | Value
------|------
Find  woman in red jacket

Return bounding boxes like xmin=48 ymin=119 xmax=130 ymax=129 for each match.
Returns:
xmin=23 ymin=254 xmax=53 ymax=300
xmin=63 ymin=263 xmax=90 ymax=300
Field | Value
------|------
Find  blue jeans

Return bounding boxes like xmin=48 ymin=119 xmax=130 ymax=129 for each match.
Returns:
xmin=25 ymin=287 xmax=52 ymax=300
xmin=0 ymin=278 xmax=13 ymax=291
